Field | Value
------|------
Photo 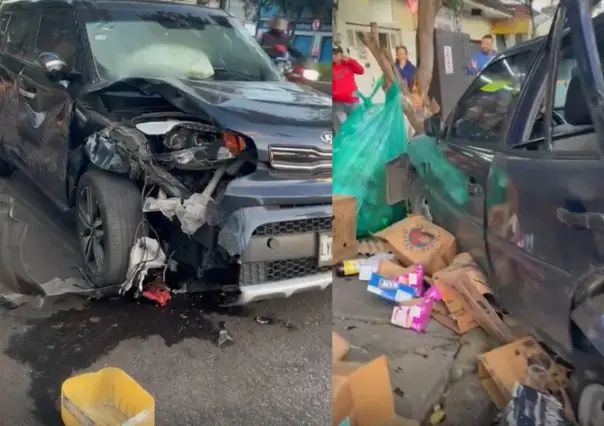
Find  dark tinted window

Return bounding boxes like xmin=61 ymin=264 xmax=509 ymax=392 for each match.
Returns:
xmin=3 ymin=11 xmax=39 ymax=59
xmin=36 ymin=9 xmax=77 ymax=69
xmin=449 ymin=51 xmax=534 ymax=144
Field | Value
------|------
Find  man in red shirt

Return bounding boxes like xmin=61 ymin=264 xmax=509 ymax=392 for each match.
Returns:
xmin=332 ymin=45 xmax=365 ymax=128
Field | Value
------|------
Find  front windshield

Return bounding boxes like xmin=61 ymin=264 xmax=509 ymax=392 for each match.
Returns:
xmin=81 ymin=7 xmax=281 ymax=82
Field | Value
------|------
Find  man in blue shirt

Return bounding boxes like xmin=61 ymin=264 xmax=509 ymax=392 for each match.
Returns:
xmin=468 ymin=34 xmax=497 ymax=75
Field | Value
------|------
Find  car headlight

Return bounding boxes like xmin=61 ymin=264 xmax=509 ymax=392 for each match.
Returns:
xmin=302 ymin=69 xmax=320 ymax=81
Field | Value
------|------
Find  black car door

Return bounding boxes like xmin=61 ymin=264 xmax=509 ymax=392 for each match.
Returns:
xmin=484 ymin=21 xmax=604 ymax=360
xmin=17 ymin=7 xmax=77 ymax=204
xmin=423 ymin=51 xmax=535 ymax=273
xmin=0 ymin=9 xmax=39 ymax=163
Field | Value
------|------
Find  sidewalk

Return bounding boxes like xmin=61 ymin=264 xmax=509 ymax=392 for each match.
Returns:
xmin=333 ymin=276 xmax=498 ymax=425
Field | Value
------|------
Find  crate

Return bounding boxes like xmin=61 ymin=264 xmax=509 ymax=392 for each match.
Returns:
xmin=61 ymin=367 xmax=155 ymax=426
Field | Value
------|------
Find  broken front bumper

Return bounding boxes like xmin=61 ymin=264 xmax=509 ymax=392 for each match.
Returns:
xmin=217 ymin=204 xmax=333 ymax=304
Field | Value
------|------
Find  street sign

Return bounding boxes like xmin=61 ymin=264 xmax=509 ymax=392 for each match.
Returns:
xmin=312 ymin=19 xmax=320 ymax=31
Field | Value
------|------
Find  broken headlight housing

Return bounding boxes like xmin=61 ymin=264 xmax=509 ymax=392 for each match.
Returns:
xmin=156 ymin=122 xmax=245 ymax=171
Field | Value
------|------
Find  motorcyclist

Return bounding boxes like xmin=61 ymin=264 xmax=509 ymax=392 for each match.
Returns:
xmin=259 ymin=16 xmax=303 ymax=60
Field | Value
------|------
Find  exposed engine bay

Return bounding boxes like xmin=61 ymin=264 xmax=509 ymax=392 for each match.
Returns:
xmin=68 ymin=77 xmax=333 ymax=302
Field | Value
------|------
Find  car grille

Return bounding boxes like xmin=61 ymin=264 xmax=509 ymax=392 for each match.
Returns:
xmin=239 ymin=257 xmax=332 ymax=286
xmin=239 ymin=216 xmax=332 ymax=286
xmin=268 ymin=146 xmax=332 ymax=172
xmin=253 ymin=216 xmax=332 ymax=236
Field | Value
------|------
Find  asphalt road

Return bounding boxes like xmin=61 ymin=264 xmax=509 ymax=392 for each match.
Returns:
xmin=0 ymin=172 xmax=331 ymax=425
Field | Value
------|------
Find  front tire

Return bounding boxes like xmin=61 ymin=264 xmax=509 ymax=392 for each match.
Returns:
xmin=76 ymin=169 xmax=142 ymax=287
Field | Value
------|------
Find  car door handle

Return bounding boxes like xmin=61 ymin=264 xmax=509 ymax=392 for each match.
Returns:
xmin=467 ymin=177 xmax=483 ymax=196
xmin=557 ymin=208 xmax=604 ymax=231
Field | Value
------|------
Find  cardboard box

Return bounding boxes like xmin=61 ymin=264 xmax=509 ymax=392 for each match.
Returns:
xmin=478 ymin=336 xmax=569 ymax=409
xmin=333 ymin=195 xmax=358 ymax=263
xmin=332 ymin=357 xmax=395 ymax=426
xmin=433 ymin=253 xmax=513 ymax=341
xmin=333 ymin=331 xmax=351 ymax=363
xmin=367 ymin=273 xmax=416 ymax=303
xmin=374 ymin=216 xmax=456 ymax=275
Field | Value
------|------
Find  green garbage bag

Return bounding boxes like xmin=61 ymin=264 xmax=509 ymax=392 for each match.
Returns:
xmin=333 ymin=77 xmax=408 ymax=237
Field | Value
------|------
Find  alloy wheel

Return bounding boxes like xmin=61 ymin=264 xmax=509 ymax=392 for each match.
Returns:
xmin=77 ymin=186 xmax=105 ymax=275
xmin=578 ymin=383 xmax=604 ymax=426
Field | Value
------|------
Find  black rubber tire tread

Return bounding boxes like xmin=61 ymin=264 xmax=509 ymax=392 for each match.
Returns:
xmin=77 ymin=169 xmax=142 ymax=287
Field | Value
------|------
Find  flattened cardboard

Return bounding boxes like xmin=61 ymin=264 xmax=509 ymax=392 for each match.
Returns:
xmin=374 ymin=216 xmax=456 ymax=275
xmin=452 ymin=273 xmax=515 ymax=343
xmin=333 ymin=359 xmax=419 ymax=426
xmin=432 ymin=281 xmax=478 ymax=334
xmin=376 ymin=259 xmax=414 ymax=280
xmin=332 ymin=331 xmax=350 ymax=363
xmin=478 ymin=336 xmax=568 ymax=409
xmin=345 ymin=356 xmax=395 ymax=426
xmin=333 ymin=195 xmax=358 ymax=263
xmin=333 ymin=374 xmax=353 ymax=426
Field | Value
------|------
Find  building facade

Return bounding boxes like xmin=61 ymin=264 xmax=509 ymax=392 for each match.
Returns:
xmin=334 ymin=0 xmax=531 ymax=101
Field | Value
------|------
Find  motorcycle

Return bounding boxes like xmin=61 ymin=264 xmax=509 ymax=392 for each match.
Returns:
xmin=271 ymin=50 xmax=320 ymax=84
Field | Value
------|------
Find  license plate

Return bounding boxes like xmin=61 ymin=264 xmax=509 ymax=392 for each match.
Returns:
xmin=318 ymin=233 xmax=332 ymax=266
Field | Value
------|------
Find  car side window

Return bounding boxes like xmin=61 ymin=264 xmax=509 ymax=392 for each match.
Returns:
xmin=36 ymin=9 xmax=77 ymax=69
xmin=3 ymin=11 xmax=39 ymax=60
xmin=449 ymin=51 xmax=534 ymax=144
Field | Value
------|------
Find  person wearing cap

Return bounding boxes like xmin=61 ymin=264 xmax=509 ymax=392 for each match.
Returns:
xmin=333 ymin=45 xmax=364 ymax=124
xmin=260 ymin=16 xmax=302 ymax=60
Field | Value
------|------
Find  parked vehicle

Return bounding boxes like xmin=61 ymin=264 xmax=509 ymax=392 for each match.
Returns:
xmin=0 ymin=0 xmax=333 ymax=305
xmin=402 ymin=2 xmax=604 ymax=424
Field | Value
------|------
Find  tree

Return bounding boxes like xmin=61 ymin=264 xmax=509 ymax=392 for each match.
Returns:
xmin=360 ymin=0 xmax=463 ymax=133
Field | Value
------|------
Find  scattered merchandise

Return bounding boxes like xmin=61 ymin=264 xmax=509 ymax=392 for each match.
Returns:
xmin=390 ymin=285 xmax=442 ymax=332
xmin=359 ymin=253 xmax=395 ymax=281
xmin=333 ymin=195 xmax=358 ymax=262
xmin=398 ymin=264 xmax=424 ymax=297
xmin=335 ymin=259 xmax=364 ymax=277
xmin=374 ymin=216 xmax=456 ymax=275
xmin=367 ymin=272 xmax=416 ymax=303
xmin=499 ymin=383 xmax=574 ymax=426
xmin=376 ymin=259 xmax=415 ymax=279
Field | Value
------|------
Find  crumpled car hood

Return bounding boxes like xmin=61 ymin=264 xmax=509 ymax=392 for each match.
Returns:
xmin=82 ymin=77 xmax=333 ymax=156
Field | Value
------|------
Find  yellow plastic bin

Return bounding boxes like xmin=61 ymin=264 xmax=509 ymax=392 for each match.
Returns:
xmin=61 ymin=367 xmax=155 ymax=426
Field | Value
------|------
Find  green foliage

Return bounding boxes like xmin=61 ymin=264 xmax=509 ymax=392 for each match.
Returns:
xmin=442 ymin=0 xmax=464 ymax=13
xmin=317 ymin=62 xmax=331 ymax=80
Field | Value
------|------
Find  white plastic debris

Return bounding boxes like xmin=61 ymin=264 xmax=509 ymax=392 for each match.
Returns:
xmin=143 ymin=189 xmax=181 ymax=219
xmin=120 ymin=237 xmax=167 ymax=294
xmin=175 ymin=193 xmax=212 ymax=235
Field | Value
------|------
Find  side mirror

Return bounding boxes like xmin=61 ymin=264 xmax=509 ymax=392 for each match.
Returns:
xmin=39 ymin=52 xmax=69 ymax=81
xmin=424 ymin=114 xmax=442 ymax=137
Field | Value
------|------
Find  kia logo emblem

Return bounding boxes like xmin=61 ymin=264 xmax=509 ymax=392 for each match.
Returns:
xmin=320 ymin=131 xmax=332 ymax=145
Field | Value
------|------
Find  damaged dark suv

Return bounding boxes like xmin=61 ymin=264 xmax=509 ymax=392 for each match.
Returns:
xmin=0 ymin=0 xmax=333 ymax=304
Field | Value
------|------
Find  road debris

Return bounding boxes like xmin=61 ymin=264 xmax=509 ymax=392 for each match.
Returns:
xmin=254 ymin=315 xmax=296 ymax=329
xmin=141 ymin=279 xmax=172 ymax=307
xmin=120 ymin=237 xmax=167 ymax=294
